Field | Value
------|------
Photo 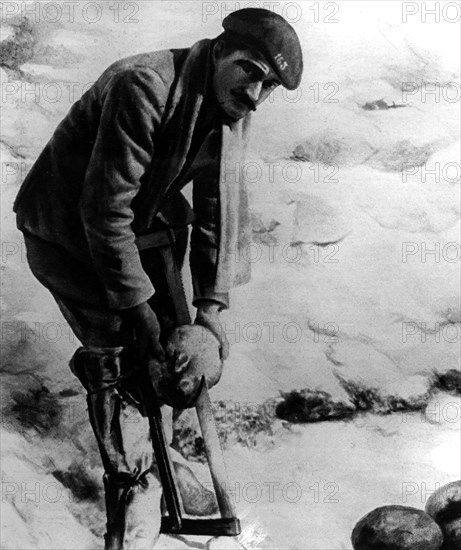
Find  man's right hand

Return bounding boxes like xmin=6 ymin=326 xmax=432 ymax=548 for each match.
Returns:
xmin=124 ymin=302 xmax=166 ymax=362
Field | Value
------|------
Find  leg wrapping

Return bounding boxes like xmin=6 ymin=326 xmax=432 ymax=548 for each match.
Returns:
xmin=69 ymin=346 xmax=161 ymax=549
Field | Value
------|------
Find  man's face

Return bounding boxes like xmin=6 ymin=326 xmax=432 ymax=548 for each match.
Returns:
xmin=212 ymin=42 xmax=281 ymax=121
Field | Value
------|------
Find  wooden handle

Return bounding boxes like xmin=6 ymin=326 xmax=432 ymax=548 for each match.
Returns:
xmin=195 ymin=377 xmax=236 ymax=519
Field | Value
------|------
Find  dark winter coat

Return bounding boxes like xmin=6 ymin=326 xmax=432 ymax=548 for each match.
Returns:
xmin=14 ymin=39 xmax=252 ymax=311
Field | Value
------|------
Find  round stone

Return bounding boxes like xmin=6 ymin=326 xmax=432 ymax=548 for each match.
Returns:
xmin=351 ymin=505 xmax=443 ymax=550
xmin=149 ymin=324 xmax=222 ymax=408
xmin=166 ymin=324 xmax=222 ymax=387
xmin=206 ymin=536 xmax=242 ymax=550
xmin=425 ymin=480 xmax=461 ymax=548
xmin=441 ymin=518 xmax=461 ymax=548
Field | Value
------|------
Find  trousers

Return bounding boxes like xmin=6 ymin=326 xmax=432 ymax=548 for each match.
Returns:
xmin=22 ymin=226 xmax=191 ymax=549
xmin=23 ymin=225 xmax=189 ymax=348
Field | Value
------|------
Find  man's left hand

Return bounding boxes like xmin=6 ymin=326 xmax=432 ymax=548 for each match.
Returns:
xmin=194 ymin=302 xmax=229 ymax=360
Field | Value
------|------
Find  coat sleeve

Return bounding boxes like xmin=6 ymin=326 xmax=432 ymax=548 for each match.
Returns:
xmin=79 ymin=68 xmax=166 ymax=310
xmin=190 ymin=131 xmax=230 ymax=310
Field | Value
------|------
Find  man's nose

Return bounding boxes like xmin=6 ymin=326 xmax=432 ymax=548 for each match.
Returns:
xmin=246 ymin=81 xmax=263 ymax=104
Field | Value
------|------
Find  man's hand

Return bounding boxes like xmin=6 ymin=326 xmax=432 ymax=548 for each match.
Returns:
xmin=124 ymin=302 xmax=166 ymax=362
xmin=194 ymin=302 xmax=229 ymax=360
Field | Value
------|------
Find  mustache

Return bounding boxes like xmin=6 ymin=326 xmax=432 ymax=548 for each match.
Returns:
xmin=232 ymin=91 xmax=256 ymax=111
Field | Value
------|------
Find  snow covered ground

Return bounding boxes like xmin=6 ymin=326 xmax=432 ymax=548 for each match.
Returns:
xmin=1 ymin=1 xmax=460 ymax=548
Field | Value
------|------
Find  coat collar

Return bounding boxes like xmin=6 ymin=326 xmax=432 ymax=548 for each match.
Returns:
xmin=141 ymin=39 xmax=252 ymax=292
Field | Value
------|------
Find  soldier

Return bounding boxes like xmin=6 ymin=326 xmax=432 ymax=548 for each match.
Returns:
xmin=13 ymin=8 xmax=303 ymax=549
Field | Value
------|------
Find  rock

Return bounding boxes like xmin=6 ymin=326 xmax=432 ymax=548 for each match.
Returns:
xmin=0 ymin=67 xmax=9 ymax=84
xmin=276 ymin=389 xmax=355 ymax=423
xmin=351 ymin=505 xmax=443 ymax=550
xmin=426 ymin=481 xmax=461 ymax=548
xmin=362 ymin=99 xmax=407 ymax=111
xmin=166 ymin=324 xmax=222 ymax=388
xmin=291 ymin=193 xmax=352 ymax=246
xmin=173 ymin=461 xmax=218 ymax=517
xmin=441 ymin=518 xmax=461 ymax=549
xmin=434 ymin=370 xmax=461 ymax=395
xmin=422 ymin=394 xmax=461 ymax=431
xmin=148 ymin=324 xmax=222 ymax=408
xmin=291 ymin=130 xmax=375 ymax=167
xmin=250 ymin=212 xmax=280 ymax=244
xmin=365 ymin=140 xmax=436 ymax=172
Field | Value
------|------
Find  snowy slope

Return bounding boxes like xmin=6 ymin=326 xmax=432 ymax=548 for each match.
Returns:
xmin=1 ymin=2 xmax=459 ymax=549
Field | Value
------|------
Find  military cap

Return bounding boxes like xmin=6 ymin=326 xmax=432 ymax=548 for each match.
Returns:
xmin=222 ymin=8 xmax=303 ymax=90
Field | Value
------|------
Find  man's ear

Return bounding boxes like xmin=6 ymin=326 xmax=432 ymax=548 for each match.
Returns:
xmin=213 ymin=39 xmax=225 ymax=62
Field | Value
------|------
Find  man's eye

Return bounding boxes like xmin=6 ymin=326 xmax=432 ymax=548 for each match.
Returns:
xmin=263 ymin=79 xmax=279 ymax=90
xmin=237 ymin=61 xmax=259 ymax=78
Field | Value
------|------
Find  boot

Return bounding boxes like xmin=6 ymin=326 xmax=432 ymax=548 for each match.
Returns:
xmin=103 ymin=471 xmax=161 ymax=550
xmin=70 ymin=346 xmax=161 ymax=550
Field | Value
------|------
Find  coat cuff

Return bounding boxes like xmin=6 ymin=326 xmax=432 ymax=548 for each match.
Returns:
xmin=192 ymin=289 xmax=229 ymax=310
